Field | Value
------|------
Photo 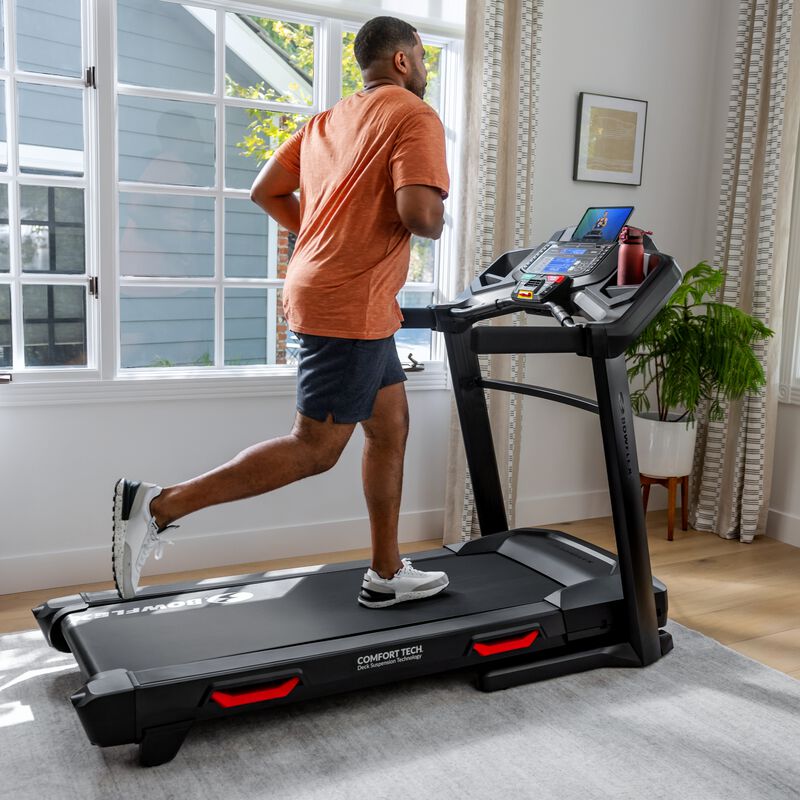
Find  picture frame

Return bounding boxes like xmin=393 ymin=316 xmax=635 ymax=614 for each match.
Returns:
xmin=573 ymin=92 xmax=648 ymax=185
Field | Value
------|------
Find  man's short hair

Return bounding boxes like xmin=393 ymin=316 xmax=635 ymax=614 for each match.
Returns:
xmin=353 ymin=16 xmax=418 ymax=70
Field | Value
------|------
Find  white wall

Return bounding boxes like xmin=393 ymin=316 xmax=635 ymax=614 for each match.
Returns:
xmin=517 ymin=0 xmax=737 ymax=528
xmin=769 ymin=404 xmax=800 ymax=546
xmin=1 ymin=0 xmax=741 ymax=594
xmin=0 ymin=384 xmax=451 ymax=594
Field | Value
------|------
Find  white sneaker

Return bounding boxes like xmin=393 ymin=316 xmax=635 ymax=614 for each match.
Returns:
xmin=358 ymin=558 xmax=449 ymax=608
xmin=112 ymin=479 xmax=175 ymax=599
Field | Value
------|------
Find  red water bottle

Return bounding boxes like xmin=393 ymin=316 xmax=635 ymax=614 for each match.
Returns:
xmin=617 ymin=226 xmax=652 ymax=285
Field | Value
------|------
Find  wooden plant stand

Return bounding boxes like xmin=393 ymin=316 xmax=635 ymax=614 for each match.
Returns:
xmin=640 ymin=474 xmax=688 ymax=541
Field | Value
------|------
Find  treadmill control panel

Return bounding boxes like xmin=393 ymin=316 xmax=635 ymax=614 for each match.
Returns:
xmin=511 ymin=242 xmax=616 ymax=308
xmin=522 ymin=242 xmax=616 ymax=277
xmin=448 ymin=213 xmax=677 ymax=332
xmin=512 ymin=273 xmax=571 ymax=305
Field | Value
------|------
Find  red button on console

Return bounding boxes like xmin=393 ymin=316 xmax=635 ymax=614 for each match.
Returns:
xmin=546 ymin=275 xmax=565 ymax=283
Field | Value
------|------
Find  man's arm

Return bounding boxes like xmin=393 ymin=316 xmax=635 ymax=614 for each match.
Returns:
xmin=250 ymin=158 xmax=301 ymax=235
xmin=395 ymin=185 xmax=445 ymax=240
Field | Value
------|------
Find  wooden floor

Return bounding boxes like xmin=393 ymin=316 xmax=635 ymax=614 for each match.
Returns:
xmin=2 ymin=510 xmax=799 ymax=679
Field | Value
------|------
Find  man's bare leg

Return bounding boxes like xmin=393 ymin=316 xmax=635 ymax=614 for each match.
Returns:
xmin=150 ymin=413 xmax=356 ymax=529
xmin=360 ymin=382 xmax=409 ymax=578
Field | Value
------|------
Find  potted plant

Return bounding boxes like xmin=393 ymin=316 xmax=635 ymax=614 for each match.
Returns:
xmin=625 ymin=261 xmax=773 ymax=478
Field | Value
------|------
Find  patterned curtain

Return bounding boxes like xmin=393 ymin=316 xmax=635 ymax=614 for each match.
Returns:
xmin=443 ymin=0 xmax=543 ymax=542
xmin=691 ymin=0 xmax=795 ymax=542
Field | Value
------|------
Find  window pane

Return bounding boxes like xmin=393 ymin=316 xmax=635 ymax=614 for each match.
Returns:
xmin=341 ymin=32 xmax=360 ymax=98
xmin=0 ymin=82 xmax=6 ymax=171
xmin=226 ymin=14 xmax=313 ymax=106
xmin=225 ymin=198 xmax=269 ymax=278
xmin=20 ymin=185 xmax=85 ymax=274
xmin=118 ymin=0 xmax=214 ymax=94
xmin=224 ymin=288 xmax=268 ymax=365
xmin=225 ymin=288 xmax=296 ymax=366
xmin=225 ymin=107 xmax=307 ymax=190
xmin=396 ymin=289 xmax=433 ymax=361
xmin=0 ymin=1 xmax=5 ymax=67
xmin=22 ymin=284 xmax=86 ymax=366
xmin=409 ymin=236 xmax=435 ymax=284
xmin=120 ymin=193 xmax=214 ymax=278
xmin=17 ymin=0 xmax=81 ymax=77
xmin=119 ymin=97 xmax=215 ymax=187
xmin=120 ymin=287 xmax=214 ymax=368
xmin=0 ymin=185 xmax=8 ymax=272
xmin=18 ymin=83 xmax=84 ymax=176
xmin=423 ymin=44 xmax=443 ymax=114
xmin=276 ymin=288 xmax=296 ymax=366
xmin=0 ymin=283 xmax=10 ymax=367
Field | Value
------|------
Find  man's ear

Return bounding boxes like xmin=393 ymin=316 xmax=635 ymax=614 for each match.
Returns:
xmin=393 ymin=49 xmax=410 ymax=75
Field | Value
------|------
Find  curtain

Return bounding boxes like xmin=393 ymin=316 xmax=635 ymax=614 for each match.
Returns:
xmin=442 ymin=0 xmax=543 ymax=543
xmin=691 ymin=0 xmax=797 ymax=542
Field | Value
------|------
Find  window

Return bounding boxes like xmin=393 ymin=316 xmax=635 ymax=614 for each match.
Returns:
xmin=780 ymin=132 xmax=800 ymax=405
xmin=0 ymin=0 xmax=93 ymax=371
xmin=0 ymin=0 xmax=463 ymax=386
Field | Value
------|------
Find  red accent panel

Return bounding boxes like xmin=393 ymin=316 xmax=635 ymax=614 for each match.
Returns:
xmin=211 ymin=676 xmax=300 ymax=708
xmin=472 ymin=630 xmax=539 ymax=657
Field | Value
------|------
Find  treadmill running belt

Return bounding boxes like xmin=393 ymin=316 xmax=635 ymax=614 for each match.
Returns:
xmin=64 ymin=553 xmax=561 ymax=673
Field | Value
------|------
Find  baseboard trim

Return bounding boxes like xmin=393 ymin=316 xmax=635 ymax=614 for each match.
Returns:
xmin=766 ymin=508 xmax=800 ymax=548
xmin=516 ymin=486 xmax=665 ymax=528
xmin=1 ymin=509 xmax=445 ymax=595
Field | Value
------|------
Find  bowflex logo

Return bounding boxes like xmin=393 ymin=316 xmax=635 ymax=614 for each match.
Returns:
xmin=72 ymin=591 xmax=255 ymax=622
xmin=618 ymin=391 xmax=633 ymax=476
xmin=206 ymin=592 xmax=254 ymax=604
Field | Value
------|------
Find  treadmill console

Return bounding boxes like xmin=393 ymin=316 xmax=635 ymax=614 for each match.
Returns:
xmin=510 ymin=240 xmax=617 ymax=306
xmin=509 ymin=207 xmax=633 ymax=309
xmin=420 ymin=207 xmax=683 ymax=356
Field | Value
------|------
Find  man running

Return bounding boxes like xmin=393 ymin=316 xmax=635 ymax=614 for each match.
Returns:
xmin=112 ymin=16 xmax=451 ymax=609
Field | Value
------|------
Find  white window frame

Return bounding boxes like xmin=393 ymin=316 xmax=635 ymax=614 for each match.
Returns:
xmin=114 ymin=4 xmax=323 ymax=378
xmin=779 ymin=132 xmax=800 ymax=405
xmin=0 ymin=0 xmax=464 ymax=404
xmin=0 ymin=0 xmax=99 ymax=381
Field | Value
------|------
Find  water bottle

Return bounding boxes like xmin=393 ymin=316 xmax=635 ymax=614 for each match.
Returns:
xmin=617 ymin=226 xmax=652 ymax=285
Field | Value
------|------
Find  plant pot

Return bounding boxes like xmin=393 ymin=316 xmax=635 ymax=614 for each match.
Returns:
xmin=633 ymin=414 xmax=697 ymax=478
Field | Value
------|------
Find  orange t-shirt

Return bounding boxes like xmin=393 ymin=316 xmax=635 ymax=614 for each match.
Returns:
xmin=272 ymin=85 xmax=450 ymax=339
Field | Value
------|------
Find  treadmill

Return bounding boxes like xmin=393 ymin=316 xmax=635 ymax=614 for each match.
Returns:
xmin=33 ymin=211 xmax=682 ymax=766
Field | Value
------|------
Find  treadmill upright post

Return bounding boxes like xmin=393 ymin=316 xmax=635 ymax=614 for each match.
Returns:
xmin=592 ymin=354 xmax=662 ymax=666
xmin=442 ymin=328 xmax=509 ymax=536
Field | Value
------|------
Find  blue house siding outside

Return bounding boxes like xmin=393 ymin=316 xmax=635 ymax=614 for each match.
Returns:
xmin=115 ymin=1 xmax=281 ymax=368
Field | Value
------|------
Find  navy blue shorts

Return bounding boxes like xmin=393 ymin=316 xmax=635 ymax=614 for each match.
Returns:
xmin=294 ymin=333 xmax=407 ymax=424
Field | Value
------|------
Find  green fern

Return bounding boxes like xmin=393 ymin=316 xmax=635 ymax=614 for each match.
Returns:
xmin=625 ymin=261 xmax=773 ymax=422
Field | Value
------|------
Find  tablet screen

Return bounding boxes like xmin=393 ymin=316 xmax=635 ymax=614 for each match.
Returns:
xmin=571 ymin=207 xmax=634 ymax=242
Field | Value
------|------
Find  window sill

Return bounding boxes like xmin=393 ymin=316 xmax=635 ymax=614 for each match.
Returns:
xmin=0 ymin=363 xmax=449 ymax=407
xmin=778 ymin=384 xmax=800 ymax=406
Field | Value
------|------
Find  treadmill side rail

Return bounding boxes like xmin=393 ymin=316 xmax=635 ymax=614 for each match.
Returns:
xmin=32 ymin=594 xmax=89 ymax=653
xmin=478 ymin=629 xmax=675 ymax=692
xmin=478 ymin=641 xmax=641 ymax=691
xmin=71 ymin=669 xmax=137 ymax=747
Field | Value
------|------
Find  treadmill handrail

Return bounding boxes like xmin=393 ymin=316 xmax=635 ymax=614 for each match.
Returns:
xmin=472 ymin=325 xmax=587 ymax=355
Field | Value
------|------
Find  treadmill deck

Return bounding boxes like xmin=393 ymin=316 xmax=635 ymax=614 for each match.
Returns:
xmin=63 ymin=551 xmax=562 ymax=674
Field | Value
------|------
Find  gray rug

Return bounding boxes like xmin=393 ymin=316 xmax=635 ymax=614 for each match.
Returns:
xmin=1 ymin=622 xmax=798 ymax=800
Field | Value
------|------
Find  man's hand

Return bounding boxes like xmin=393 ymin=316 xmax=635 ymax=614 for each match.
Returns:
xmin=250 ymin=158 xmax=301 ymax=235
xmin=395 ymin=185 xmax=445 ymax=240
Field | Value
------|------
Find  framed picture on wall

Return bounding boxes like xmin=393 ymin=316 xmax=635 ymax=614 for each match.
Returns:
xmin=573 ymin=93 xmax=648 ymax=185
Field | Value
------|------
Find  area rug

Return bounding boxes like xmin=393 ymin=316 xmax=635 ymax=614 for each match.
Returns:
xmin=1 ymin=621 xmax=798 ymax=800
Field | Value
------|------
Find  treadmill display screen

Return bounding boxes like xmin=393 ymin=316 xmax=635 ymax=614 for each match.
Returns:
xmin=541 ymin=258 xmax=575 ymax=274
